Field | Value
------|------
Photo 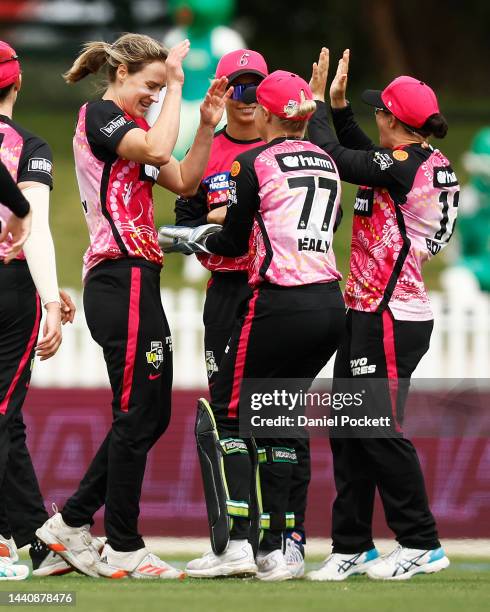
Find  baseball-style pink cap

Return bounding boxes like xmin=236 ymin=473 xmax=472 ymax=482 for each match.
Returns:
xmin=0 ymin=41 xmax=20 ymax=88
xmin=215 ymin=49 xmax=268 ymax=83
xmin=362 ymin=76 xmax=440 ymax=129
xmin=242 ymin=70 xmax=314 ymax=121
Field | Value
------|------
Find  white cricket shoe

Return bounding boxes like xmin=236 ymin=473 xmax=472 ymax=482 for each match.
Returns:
xmin=307 ymin=548 xmax=380 ymax=581
xmin=186 ymin=540 xmax=257 ymax=578
xmin=367 ymin=545 xmax=450 ymax=580
xmin=284 ymin=538 xmax=305 ymax=578
xmin=256 ymin=549 xmax=293 ymax=582
xmin=0 ymin=559 xmax=29 ymax=581
xmin=0 ymin=535 xmax=19 ymax=564
xmin=97 ymin=544 xmax=184 ymax=580
xmin=31 ymin=536 xmax=106 ymax=577
xmin=35 ymin=512 xmax=100 ymax=578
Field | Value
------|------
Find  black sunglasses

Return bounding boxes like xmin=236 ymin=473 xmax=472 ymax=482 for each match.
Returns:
xmin=230 ymin=82 xmax=257 ymax=101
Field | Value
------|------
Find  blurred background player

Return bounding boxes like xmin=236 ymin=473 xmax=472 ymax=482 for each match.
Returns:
xmin=35 ymin=33 xmax=231 ymax=580
xmin=174 ymin=49 xmax=311 ymax=577
xmin=147 ymin=0 xmax=245 ymax=160
xmin=307 ymin=48 xmax=458 ymax=581
xmin=164 ymin=70 xmax=345 ymax=581
xmin=0 ymin=40 xmax=76 ymax=580
xmin=443 ymin=127 xmax=490 ymax=293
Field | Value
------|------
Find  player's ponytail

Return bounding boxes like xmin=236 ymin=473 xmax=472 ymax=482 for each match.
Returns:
xmin=63 ymin=33 xmax=168 ymax=85
xmin=284 ymin=93 xmax=317 ymax=121
xmin=63 ymin=41 xmax=111 ymax=83
xmin=421 ymin=113 xmax=448 ymax=139
xmin=275 ymin=89 xmax=316 ymax=135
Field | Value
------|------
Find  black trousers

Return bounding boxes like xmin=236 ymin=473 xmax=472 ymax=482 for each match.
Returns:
xmin=331 ymin=308 xmax=440 ymax=553
xmin=0 ymin=261 xmax=48 ymax=548
xmin=62 ymin=259 xmax=172 ymax=552
xmin=204 ymin=272 xmax=312 ymax=543
xmin=210 ymin=281 xmax=345 ymax=551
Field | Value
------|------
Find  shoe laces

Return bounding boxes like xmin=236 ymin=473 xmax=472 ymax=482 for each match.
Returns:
xmin=144 ymin=553 xmax=170 ymax=569
xmin=318 ymin=553 xmax=335 ymax=569
xmin=385 ymin=545 xmax=403 ymax=562
xmin=79 ymin=526 xmax=94 ymax=548
xmin=284 ymin=539 xmax=304 ymax=564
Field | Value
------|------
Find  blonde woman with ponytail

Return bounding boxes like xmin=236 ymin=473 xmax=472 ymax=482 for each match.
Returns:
xmin=35 ymin=33 xmax=232 ymax=580
xmin=174 ymin=71 xmax=345 ymax=580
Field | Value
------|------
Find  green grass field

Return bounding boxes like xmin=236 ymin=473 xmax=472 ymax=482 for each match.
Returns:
xmin=0 ymin=558 xmax=489 ymax=612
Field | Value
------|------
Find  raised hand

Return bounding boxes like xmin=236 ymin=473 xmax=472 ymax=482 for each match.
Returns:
xmin=200 ymin=77 xmax=233 ymax=128
xmin=309 ymin=47 xmax=329 ymax=102
xmin=165 ymin=39 xmax=190 ymax=87
xmin=330 ymin=49 xmax=350 ymax=108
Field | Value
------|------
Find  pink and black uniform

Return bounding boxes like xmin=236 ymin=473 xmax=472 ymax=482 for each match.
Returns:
xmin=309 ymin=100 xmax=460 ymax=554
xmin=0 ymin=118 xmax=53 ymax=552
xmin=60 ymin=100 xmax=173 ymax=553
xmin=175 ymin=128 xmax=262 ymax=386
xmin=203 ymin=137 xmax=345 ymax=552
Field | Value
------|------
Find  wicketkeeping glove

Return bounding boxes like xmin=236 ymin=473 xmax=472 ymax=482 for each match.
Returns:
xmin=157 ymin=224 xmax=222 ymax=255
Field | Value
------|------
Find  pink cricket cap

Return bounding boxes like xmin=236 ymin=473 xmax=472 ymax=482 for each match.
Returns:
xmin=215 ymin=49 xmax=268 ymax=83
xmin=0 ymin=41 xmax=20 ymax=88
xmin=362 ymin=75 xmax=440 ymax=129
xmin=242 ymin=70 xmax=314 ymax=121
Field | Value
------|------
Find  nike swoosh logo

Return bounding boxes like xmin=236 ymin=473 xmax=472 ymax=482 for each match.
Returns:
xmin=148 ymin=373 xmax=162 ymax=380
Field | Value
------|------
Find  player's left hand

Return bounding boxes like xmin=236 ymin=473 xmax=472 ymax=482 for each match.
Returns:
xmin=59 ymin=289 xmax=76 ymax=325
xmin=200 ymin=77 xmax=233 ymax=128
xmin=309 ymin=47 xmax=329 ymax=102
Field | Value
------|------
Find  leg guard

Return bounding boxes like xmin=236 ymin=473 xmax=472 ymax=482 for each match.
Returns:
xmin=195 ymin=399 xmax=251 ymax=554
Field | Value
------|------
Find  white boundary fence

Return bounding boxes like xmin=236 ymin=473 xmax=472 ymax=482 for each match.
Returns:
xmin=31 ymin=288 xmax=490 ymax=389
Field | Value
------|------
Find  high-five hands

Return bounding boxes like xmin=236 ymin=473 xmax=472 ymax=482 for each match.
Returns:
xmin=309 ymin=47 xmax=350 ymax=109
xmin=200 ymin=77 xmax=233 ymax=129
xmin=309 ymin=47 xmax=330 ymax=102
xmin=330 ymin=49 xmax=350 ymax=109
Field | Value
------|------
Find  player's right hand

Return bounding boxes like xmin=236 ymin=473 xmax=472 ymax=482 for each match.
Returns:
xmin=36 ymin=302 xmax=62 ymax=360
xmin=0 ymin=208 xmax=32 ymax=263
xmin=330 ymin=49 xmax=350 ymax=109
xmin=158 ymin=224 xmax=221 ymax=255
xmin=165 ymin=39 xmax=190 ymax=87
